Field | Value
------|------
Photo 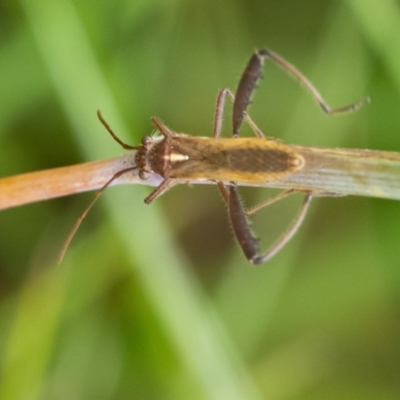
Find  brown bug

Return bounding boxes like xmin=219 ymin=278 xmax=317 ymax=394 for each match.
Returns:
xmin=60 ymin=49 xmax=368 ymax=263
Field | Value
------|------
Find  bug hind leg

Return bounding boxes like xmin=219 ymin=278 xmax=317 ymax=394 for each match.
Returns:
xmin=232 ymin=49 xmax=370 ymax=137
xmin=221 ymin=184 xmax=312 ymax=264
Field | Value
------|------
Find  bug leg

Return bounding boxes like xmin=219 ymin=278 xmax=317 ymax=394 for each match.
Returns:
xmin=227 ymin=184 xmax=312 ymax=264
xmin=233 ymin=50 xmax=268 ymax=137
xmin=246 ymin=189 xmax=295 ymax=215
xmin=227 ymin=184 xmax=261 ymax=263
xmin=213 ymin=88 xmax=229 ymax=138
xmin=214 ymin=88 xmax=265 ymax=138
xmin=259 ymin=49 xmax=370 ymax=116
xmin=251 ymin=191 xmax=312 ymax=264
xmin=233 ymin=49 xmax=370 ymax=137
xmin=217 ymin=182 xmax=230 ymax=203
xmin=151 ymin=117 xmax=176 ymax=138
xmin=218 ymin=183 xmax=261 ymax=262
xmin=144 ymin=178 xmax=178 ymax=204
xmin=218 ymin=185 xmax=296 ymax=215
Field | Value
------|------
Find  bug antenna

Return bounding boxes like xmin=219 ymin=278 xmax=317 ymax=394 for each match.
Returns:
xmin=97 ymin=110 xmax=139 ymax=150
xmin=58 ymin=166 xmax=137 ymax=263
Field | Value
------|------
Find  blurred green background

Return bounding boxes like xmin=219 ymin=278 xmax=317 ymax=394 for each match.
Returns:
xmin=1 ymin=0 xmax=400 ymax=399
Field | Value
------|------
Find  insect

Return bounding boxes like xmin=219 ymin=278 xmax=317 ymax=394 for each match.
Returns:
xmin=60 ymin=49 xmax=368 ymax=263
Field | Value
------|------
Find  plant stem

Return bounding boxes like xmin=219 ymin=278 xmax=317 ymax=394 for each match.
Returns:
xmin=2 ymin=144 xmax=400 ymax=211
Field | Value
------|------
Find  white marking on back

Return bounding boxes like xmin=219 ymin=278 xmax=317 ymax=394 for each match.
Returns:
xmin=168 ymin=153 xmax=190 ymax=162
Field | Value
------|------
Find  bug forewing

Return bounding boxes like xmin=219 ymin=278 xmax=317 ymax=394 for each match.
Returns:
xmin=159 ymin=136 xmax=304 ymax=182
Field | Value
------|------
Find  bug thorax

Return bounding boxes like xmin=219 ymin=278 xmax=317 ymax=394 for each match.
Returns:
xmin=135 ymin=135 xmax=171 ymax=180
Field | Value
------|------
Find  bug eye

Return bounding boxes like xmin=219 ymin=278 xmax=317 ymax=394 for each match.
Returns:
xmin=139 ymin=170 xmax=150 ymax=180
xmin=142 ymin=136 xmax=152 ymax=146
